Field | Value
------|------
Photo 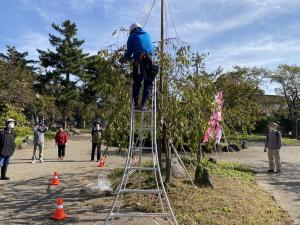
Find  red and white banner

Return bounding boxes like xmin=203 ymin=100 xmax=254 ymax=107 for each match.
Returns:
xmin=203 ymin=92 xmax=223 ymax=144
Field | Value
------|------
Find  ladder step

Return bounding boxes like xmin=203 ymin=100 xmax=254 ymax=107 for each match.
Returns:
xmin=131 ymin=146 xmax=153 ymax=150
xmin=133 ymin=109 xmax=154 ymax=113
xmin=135 ymin=128 xmax=153 ymax=131
xmin=127 ymin=167 xmax=158 ymax=171
xmin=110 ymin=212 xmax=172 ymax=218
xmin=120 ymin=189 xmax=163 ymax=194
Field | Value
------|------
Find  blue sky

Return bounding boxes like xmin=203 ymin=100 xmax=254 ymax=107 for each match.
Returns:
xmin=1 ymin=0 xmax=300 ymax=94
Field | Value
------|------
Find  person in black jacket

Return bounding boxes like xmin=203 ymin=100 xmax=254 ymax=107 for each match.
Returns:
xmin=91 ymin=120 xmax=102 ymax=162
xmin=0 ymin=118 xmax=17 ymax=180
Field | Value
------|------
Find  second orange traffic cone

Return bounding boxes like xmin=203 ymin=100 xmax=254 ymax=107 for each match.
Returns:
xmin=97 ymin=157 xmax=105 ymax=168
xmin=51 ymin=197 xmax=68 ymax=220
xmin=50 ymin=171 xmax=60 ymax=185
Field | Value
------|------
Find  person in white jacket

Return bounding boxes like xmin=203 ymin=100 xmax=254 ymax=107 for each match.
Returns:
xmin=32 ymin=122 xmax=48 ymax=163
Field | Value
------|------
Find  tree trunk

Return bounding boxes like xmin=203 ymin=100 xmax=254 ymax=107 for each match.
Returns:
xmin=194 ymin=142 xmax=213 ymax=188
xmin=64 ymin=118 xmax=68 ymax=130
xmin=164 ymin=122 xmax=171 ymax=183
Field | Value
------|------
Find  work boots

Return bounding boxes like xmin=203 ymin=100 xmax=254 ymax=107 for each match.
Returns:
xmin=1 ymin=165 xmax=10 ymax=180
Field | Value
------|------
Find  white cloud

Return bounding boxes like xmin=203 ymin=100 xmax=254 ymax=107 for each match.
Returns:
xmin=205 ymin=36 xmax=300 ymax=72
xmin=18 ymin=0 xmax=58 ymax=23
xmin=68 ymin=0 xmax=99 ymax=12
xmin=18 ymin=32 xmax=51 ymax=59
xmin=167 ymin=0 xmax=300 ymax=44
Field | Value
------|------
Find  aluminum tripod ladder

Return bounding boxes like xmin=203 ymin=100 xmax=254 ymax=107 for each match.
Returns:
xmin=104 ymin=79 xmax=178 ymax=225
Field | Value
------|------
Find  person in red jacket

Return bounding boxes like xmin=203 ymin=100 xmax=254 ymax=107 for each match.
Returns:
xmin=55 ymin=125 xmax=69 ymax=160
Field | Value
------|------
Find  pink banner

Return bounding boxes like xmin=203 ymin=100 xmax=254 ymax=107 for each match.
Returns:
xmin=203 ymin=92 xmax=223 ymax=144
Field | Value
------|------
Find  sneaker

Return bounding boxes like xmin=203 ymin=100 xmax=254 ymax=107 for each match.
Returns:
xmin=275 ymin=170 xmax=282 ymax=173
xmin=40 ymin=159 xmax=44 ymax=163
xmin=31 ymin=160 xmax=36 ymax=164
xmin=267 ymin=169 xmax=274 ymax=173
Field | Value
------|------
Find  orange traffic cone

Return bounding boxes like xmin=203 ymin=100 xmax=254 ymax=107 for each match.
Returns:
xmin=50 ymin=171 xmax=60 ymax=185
xmin=51 ymin=197 xmax=68 ymax=220
xmin=97 ymin=157 xmax=105 ymax=168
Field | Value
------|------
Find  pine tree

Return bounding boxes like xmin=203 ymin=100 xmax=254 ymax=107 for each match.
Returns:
xmin=0 ymin=45 xmax=37 ymax=71
xmin=37 ymin=20 xmax=88 ymax=127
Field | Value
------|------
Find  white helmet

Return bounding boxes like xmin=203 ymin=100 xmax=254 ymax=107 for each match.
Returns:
xmin=129 ymin=23 xmax=142 ymax=32
xmin=6 ymin=118 xmax=16 ymax=126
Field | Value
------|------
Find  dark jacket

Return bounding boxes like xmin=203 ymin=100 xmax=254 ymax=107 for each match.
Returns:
xmin=0 ymin=128 xmax=16 ymax=157
xmin=91 ymin=128 xmax=102 ymax=144
xmin=124 ymin=28 xmax=154 ymax=61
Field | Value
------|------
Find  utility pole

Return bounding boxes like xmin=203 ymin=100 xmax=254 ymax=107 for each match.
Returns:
xmin=158 ymin=0 xmax=164 ymax=168
xmin=159 ymin=0 xmax=171 ymax=183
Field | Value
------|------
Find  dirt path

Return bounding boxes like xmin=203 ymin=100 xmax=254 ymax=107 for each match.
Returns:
xmin=216 ymin=143 xmax=300 ymax=225
xmin=0 ymin=133 xmax=127 ymax=225
xmin=4 ymin=134 xmax=298 ymax=225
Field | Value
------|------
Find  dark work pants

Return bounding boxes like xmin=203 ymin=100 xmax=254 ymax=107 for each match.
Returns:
xmin=58 ymin=145 xmax=66 ymax=158
xmin=0 ymin=156 xmax=10 ymax=166
xmin=91 ymin=143 xmax=101 ymax=161
xmin=132 ymin=55 xmax=154 ymax=106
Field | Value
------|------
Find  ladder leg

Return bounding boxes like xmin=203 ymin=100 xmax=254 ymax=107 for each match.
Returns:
xmin=153 ymin=79 xmax=178 ymax=225
xmin=104 ymin=101 xmax=135 ymax=225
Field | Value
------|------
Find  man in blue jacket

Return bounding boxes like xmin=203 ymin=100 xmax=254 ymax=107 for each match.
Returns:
xmin=122 ymin=23 xmax=155 ymax=110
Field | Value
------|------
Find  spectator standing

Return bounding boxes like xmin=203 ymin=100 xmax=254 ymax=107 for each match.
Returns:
xmin=32 ymin=122 xmax=48 ymax=163
xmin=264 ymin=122 xmax=282 ymax=173
xmin=55 ymin=126 xmax=68 ymax=160
xmin=91 ymin=121 xmax=102 ymax=161
xmin=0 ymin=119 xmax=17 ymax=180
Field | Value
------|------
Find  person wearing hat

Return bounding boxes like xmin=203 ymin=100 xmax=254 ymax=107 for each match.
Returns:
xmin=264 ymin=122 xmax=282 ymax=173
xmin=32 ymin=121 xmax=48 ymax=163
xmin=55 ymin=125 xmax=69 ymax=160
xmin=91 ymin=120 xmax=102 ymax=161
xmin=120 ymin=22 xmax=155 ymax=111
xmin=0 ymin=119 xmax=17 ymax=180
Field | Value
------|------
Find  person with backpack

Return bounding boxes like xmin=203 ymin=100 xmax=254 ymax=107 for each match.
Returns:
xmin=120 ymin=23 xmax=157 ymax=111
xmin=264 ymin=122 xmax=282 ymax=173
xmin=55 ymin=125 xmax=69 ymax=160
xmin=91 ymin=120 xmax=102 ymax=162
xmin=0 ymin=119 xmax=17 ymax=180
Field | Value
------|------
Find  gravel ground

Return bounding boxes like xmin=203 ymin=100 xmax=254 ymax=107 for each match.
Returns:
xmin=0 ymin=133 xmax=126 ymax=225
xmin=0 ymin=133 xmax=172 ymax=225
xmin=215 ymin=143 xmax=300 ymax=225
xmin=5 ymin=134 xmax=297 ymax=225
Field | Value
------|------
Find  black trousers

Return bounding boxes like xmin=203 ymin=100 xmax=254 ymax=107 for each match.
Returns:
xmin=58 ymin=145 xmax=66 ymax=158
xmin=91 ymin=143 xmax=101 ymax=161
xmin=132 ymin=54 xmax=154 ymax=106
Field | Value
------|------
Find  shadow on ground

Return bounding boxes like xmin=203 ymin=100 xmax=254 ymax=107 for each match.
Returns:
xmin=0 ymin=170 xmax=113 ymax=224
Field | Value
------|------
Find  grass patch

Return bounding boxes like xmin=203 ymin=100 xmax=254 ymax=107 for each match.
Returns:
xmin=109 ymin=161 xmax=293 ymax=225
xmin=209 ymin=161 xmax=256 ymax=183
